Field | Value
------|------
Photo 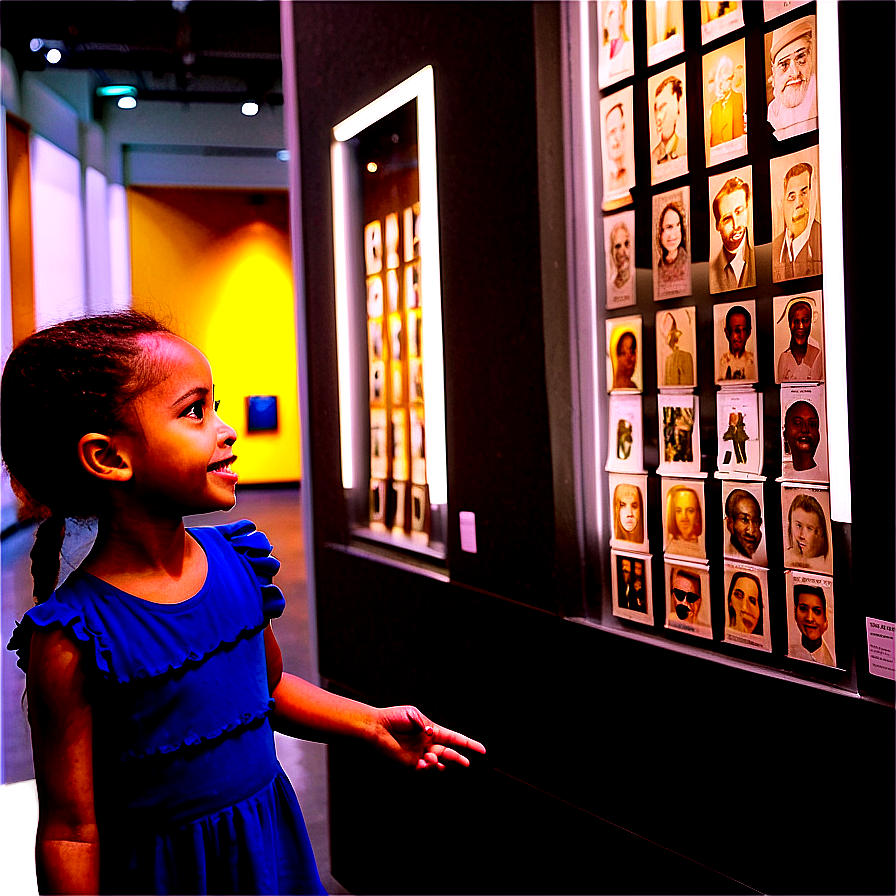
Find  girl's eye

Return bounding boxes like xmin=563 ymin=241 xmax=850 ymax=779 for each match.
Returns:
xmin=183 ymin=400 xmax=205 ymax=420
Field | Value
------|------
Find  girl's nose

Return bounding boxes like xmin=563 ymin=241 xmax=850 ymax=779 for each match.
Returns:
xmin=217 ymin=416 xmax=238 ymax=446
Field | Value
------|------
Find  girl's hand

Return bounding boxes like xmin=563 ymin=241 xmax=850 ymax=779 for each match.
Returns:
xmin=374 ymin=705 xmax=486 ymax=771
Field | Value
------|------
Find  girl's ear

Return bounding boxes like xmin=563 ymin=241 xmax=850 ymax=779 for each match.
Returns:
xmin=77 ymin=433 xmax=133 ymax=482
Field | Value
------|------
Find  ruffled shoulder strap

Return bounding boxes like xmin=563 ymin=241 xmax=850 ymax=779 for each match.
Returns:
xmin=6 ymin=590 xmax=107 ymax=676
xmin=208 ymin=519 xmax=286 ymax=621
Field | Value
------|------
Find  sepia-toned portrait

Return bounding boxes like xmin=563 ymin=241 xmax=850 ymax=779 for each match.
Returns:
xmin=723 ymin=563 xmax=772 ymax=652
xmin=606 ymin=315 xmax=642 ymax=392
xmin=782 ymin=485 xmax=833 ymax=575
xmin=600 ymin=87 xmax=636 ymax=210
xmin=708 ymin=165 xmax=756 ymax=294
xmin=646 ymin=0 xmax=684 ymax=66
xmin=714 ymin=299 xmax=758 ymax=385
xmin=604 ymin=209 xmax=636 ymax=309
xmin=765 ymin=15 xmax=817 ymax=140
xmin=702 ymin=40 xmax=748 ymax=167
xmin=612 ymin=549 xmax=654 ymax=625
xmin=609 ymin=472 xmax=649 ymax=552
xmin=781 ymin=385 xmax=828 ymax=483
xmin=665 ymin=560 xmax=712 ymax=639
xmin=700 ymin=1 xmax=744 ymax=45
xmin=370 ymin=407 xmax=388 ymax=479
xmin=716 ymin=389 xmax=763 ymax=476
xmin=786 ymin=571 xmax=837 ymax=667
xmin=662 ymin=477 xmax=706 ymax=560
xmin=721 ymin=480 xmax=767 ymax=567
xmin=656 ymin=306 xmax=697 ymax=389
xmin=658 ymin=395 xmax=701 ymax=476
xmin=597 ymin=0 xmax=635 ymax=89
xmin=770 ymin=145 xmax=822 ymax=282
xmin=607 ymin=393 xmax=644 ymax=474
xmin=649 ymin=62 xmax=689 ymax=185
xmin=773 ymin=291 xmax=824 ymax=383
xmin=652 ymin=187 xmax=692 ymax=301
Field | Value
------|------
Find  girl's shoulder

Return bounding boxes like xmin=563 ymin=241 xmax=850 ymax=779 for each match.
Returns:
xmin=7 ymin=520 xmax=285 ymax=679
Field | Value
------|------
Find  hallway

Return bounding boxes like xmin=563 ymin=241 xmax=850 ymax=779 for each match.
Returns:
xmin=1 ymin=487 xmax=347 ymax=894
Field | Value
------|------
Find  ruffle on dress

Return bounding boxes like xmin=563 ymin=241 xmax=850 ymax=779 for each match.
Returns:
xmin=7 ymin=519 xmax=284 ymax=681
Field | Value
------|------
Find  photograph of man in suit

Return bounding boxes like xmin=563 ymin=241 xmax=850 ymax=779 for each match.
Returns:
xmin=709 ymin=175 xmax=756 ymax=293
xmin=772 ymin=160 xmax=822 ymax=281
xmin=718 ymin=304 xmax=756 ymax=382
xmin=777 ymin=298 xmax=824 ymax=382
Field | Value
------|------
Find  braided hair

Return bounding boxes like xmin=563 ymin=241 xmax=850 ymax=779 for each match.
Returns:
xmin=1 ymin=311 xmax=174 ymax=602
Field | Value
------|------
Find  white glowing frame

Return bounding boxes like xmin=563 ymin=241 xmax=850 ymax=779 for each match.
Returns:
xmin=575 ymin=3 xmax=850 ymax=522
xmin=331 ymin=66 xmax=447 ymax=505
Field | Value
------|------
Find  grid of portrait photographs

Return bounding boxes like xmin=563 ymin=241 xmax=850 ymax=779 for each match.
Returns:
xmin=596 ymin=2 xmax=836 ymax=668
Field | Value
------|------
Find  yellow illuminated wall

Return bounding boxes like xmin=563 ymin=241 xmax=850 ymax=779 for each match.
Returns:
xmin=128 ymin=187 xmax=300 ymax=484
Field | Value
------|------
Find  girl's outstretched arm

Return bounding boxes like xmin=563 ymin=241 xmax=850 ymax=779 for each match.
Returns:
xmin=28 ymin=628 xmax=100 ymax=895
xmin=265 ymin=626 xmax=485 ymax=770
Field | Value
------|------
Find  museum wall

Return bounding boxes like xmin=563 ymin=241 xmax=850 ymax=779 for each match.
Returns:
xmin=286 ymin=2 xmax=893 ymax=894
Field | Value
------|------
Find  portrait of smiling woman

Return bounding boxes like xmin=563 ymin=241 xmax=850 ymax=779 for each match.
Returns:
xmin=653 ymin=189 xmax=692 ymax=300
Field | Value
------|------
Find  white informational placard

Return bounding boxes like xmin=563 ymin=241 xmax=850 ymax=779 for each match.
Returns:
xmin=866 ymin=618 xmax=896 ymax=681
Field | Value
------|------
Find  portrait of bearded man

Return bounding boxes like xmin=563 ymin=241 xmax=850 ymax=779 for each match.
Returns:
xmin=766 ymin=16 xmax=817 ymax=139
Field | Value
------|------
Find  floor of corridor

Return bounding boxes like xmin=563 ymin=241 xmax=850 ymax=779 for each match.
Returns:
xmin=1 ymin=487 xmax=348 ymax=895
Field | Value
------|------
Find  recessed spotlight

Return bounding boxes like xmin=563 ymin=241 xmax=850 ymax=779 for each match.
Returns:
xmin=241 ymin=101 xmax=259 ymax=117
xmin=117 ymin=96 xmax=137 ymax=110
xmin=45 ymin=48 xmax=62 ymax=64
xmin=29 ymin=38 xmax=44 ymax=52
xmin=367 ymin=162 xmax=378 ymax=173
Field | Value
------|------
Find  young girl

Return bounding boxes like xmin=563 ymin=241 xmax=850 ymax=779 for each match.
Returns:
xmin=3 ymin=312 xmax=485 ymax=895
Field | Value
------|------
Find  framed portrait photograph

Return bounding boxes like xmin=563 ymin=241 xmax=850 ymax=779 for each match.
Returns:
xmin=700 ymin=1 xmax=744 ymax=45
xmin=763 ymin=0 xmax=812 ymax=22
xmin=785 ymin=571 xmax=837 ymax=668
xmin=657 ymin=395 xmax=701 ymax=476
xmin=702 ymin=39 xmax=748 ymax=167
xmin=607 ymin=393 xmax=644 ymax=473
xmin=391 ymin=408 xmax=408 ymax=482
xmin=781 ymin=384 xmax=828 ymax=483
xmin=611 ymin=549 xmax=654 ymax=625
xmin=604 ymin=210 xmax=636 ymax=309
xmin=716 ymin=388 xmax=764 ymax=476
xmin=721 ymin=479 xmax=768 ymax=567
xmin=600 ymin=87 xmax=635 ymax=210
xmin=652 ymin=186 xmax=692 ymax=301
xmin=410 ymin=406 xmax=426 ymax=485
xmin=606 ymin=315 xmax=642 ymax=392
xmin=773 ymin=291 xmax=824 ymax=383
xmin=664 ymin=560 xmax=712 ymax=640
xmin=782 ymin=485 xmax=833 ymax=575
xmin=708 ymin=165 xmax=756 ymax=294
xmin=662 ymin=477 xmax=706 ymax=561
xmin=764 ymin=15 xmax=817 ymax=141
xmin=646 ymin=0 xmax=684 ymax=66
xmin=597 ymin=0 xmax=635 ymax=89
xmin=714 ymin=299 xmax=758 ymax=386
xmin=770 ymin=145 xmax=822 ymax=282
xmin=723 ymin=563 xmax=772 ymax=652
xmin=370 ymin=360 xmax=385 ymax=404
xmin=656 ymin=306 xmax=697 ymax=389
xmin=649 ymin=62 xmax=689 ymax=186
xmin=370 ymin=407 xmax=388 ymax=479
xmin=609 ymin=471 xmax=649 ymax=552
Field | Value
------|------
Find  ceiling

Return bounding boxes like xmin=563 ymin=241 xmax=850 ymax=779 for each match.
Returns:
xmin=0 ymin=0 xmax=283 ymax=108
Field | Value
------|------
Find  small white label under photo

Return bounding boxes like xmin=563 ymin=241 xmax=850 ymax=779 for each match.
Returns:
xmin=459 ymin=511 xmax=478 ymax=553
xmin=866 ymin=618 xmax=896 ymax=681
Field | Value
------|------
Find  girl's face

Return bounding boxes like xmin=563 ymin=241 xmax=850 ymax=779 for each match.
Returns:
xmin=730 ymin=576 xmax=761 ymax=634
xmin=115 ymin=336 xmax=239 ymax=517
xmin=673 ymin=490 xmax=699 ymax=539
xmin=617 ymin=485 xmax=641 ymax=533
xmin=661 ymin=209 xmax=682 ymax=255
xmin=791 ymin=507 xmax=823 ymax=558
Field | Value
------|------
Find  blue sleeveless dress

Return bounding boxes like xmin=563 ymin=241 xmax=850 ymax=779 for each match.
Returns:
xmin=8 ymin=519 xmax=327 ymax=895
